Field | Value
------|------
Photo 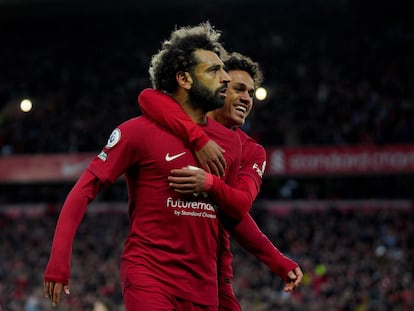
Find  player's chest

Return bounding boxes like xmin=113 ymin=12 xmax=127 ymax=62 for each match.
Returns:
xmin=140 ymin=135 xmax=197 ymax=175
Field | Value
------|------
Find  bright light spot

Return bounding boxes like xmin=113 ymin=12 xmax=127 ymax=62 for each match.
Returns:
xmin=255 ymin=87 xmax=267 ymax=101
xmin=20 ymin=99 xmax=33 ymax=112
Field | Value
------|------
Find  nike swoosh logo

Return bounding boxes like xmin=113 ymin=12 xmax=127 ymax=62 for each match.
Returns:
xmin=165 ymin=152 xmax=186 ymax=162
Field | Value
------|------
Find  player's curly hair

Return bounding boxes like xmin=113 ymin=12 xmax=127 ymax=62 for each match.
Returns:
xmin=224 ymin=52 xmax=264 ymax=89
xmin=149 ymin=21 xmax=226 ymax=92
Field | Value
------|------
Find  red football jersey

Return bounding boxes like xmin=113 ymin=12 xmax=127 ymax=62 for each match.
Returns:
xmin=137 ymin=88 xmax=298 ymax=292
xmin=217 ymin=127 xmax=267 ymax=285
xmin=46 ymin=115 xmax=242 ymax=307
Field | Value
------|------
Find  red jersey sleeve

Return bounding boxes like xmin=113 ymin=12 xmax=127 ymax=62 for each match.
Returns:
xmin=236 ymin=128 xmax=267 ymax=195
xmin=44 ymin=169 xmax=105 ymax=284
xmin=208 ymin=174 xmax=254 ymax=220
xmin=138 ymin=88 xmax=209 ymax=151
xmin=208 ymin=133 xmax=267 ymax=220
xmin=229 ymin=214 xmax=298 ymax=281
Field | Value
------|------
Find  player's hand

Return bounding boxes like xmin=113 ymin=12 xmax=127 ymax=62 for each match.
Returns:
xmin=283 ymin=266 xmax=303 ymax=292
xmin=44 ymin=281 xmax=70 ymax=307
xmin=169 ymin=166 xmax=208 ymax=193
xmin=195 ymin=140 xmax=226 ymax=178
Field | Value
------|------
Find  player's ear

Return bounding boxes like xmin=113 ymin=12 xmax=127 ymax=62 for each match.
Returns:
xmin=176 ymin=71 xmax=193 ymax=90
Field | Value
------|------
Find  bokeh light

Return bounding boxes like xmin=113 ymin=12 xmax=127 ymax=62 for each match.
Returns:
xmin=20 ymin=99 xmax=33 ymax=112
xmin=255 ymin=87 xmax=267 ymax=101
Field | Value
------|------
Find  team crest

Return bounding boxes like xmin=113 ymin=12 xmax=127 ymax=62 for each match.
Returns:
xmin=106 ymin=128 xmax=121 ymax=148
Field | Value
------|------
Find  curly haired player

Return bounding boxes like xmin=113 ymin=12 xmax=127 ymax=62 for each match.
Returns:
xmin=138 ymin=51 xmax=303 ymax=310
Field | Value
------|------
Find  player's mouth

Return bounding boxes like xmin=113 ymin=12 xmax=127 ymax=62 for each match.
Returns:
xmin=235 ymin=105 xmax=247 ymax=113
xmin=234 ymin=105 xmax=247 ymax=118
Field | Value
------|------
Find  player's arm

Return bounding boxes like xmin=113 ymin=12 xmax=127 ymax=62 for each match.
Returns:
xmin=44 ymin=121 xmax=139 ymax=307
xmin=169 ymin=140 xmax=265 ymax=220
xmin=169 ymin=167 xmax=255 ymax=220
xmin=44 ymin=169 xmax=105 ymax=307
xmin=225 ymin=213 xmax=303 ymax=291
xmin=138 ymin=88 xmax=226 ymax=177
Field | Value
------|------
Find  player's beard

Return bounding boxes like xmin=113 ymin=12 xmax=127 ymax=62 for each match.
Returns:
xmin=189 ymin=77 xmax=226 ymax=112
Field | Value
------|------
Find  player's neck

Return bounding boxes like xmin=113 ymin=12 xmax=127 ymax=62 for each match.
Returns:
xmin=172 ymin=93 xmax=207 ymax=124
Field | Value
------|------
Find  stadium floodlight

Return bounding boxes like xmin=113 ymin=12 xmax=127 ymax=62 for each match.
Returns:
xmin=20 ymin=99 xmax=33 ymax=112
xmin=255 ymin=87 xmax=267 ymax=101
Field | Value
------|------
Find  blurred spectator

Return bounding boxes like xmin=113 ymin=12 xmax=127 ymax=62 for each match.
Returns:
xmin=1 ymin=2 xmax=413 ymax=154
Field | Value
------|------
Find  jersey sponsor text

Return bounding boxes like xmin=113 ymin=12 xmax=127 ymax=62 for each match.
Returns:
xmin=166 ymin=197 xmax=217 ymax=219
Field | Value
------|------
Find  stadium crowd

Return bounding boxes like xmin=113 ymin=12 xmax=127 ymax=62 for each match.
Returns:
xmin=1 ymin=1 xmax=413 ymax=310
xmin=0 ymin=205 xmax=412 ymax=311
xmin=1 ymin=2 xmax=413 ymax=155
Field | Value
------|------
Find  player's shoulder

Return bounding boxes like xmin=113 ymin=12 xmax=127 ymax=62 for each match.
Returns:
xmin=117 ymin=115 xmax=157 ymax=131
xmin=118 ymin=115 xmax=146 ymax=127
xmin=204 ymin=117 xmax=242 ymax=155
xmin=205 ymin=117 xmax=240 ymax=144
xmin=205 ymin=117 xmax=237 ymax=137
xmin=235 ymin=128 xmax=265 ymax=152
xmin=110 ymin=116 xmax=162 ymax=143
xmin=235 ymin=127 xmax=251 ymax=142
